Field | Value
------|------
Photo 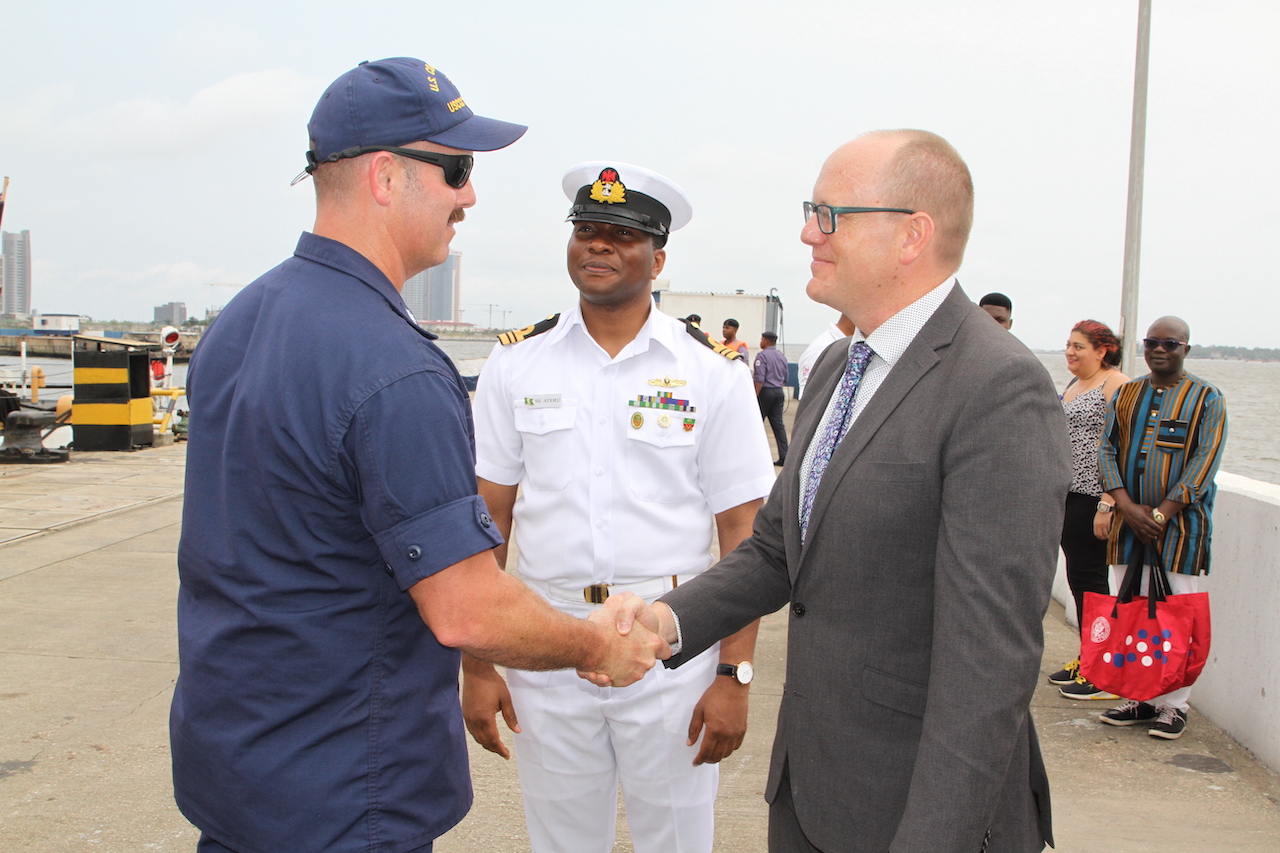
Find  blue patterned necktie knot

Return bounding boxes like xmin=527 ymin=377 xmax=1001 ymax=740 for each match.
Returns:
xmin=800 ymin=341 xmax=874 ymax=540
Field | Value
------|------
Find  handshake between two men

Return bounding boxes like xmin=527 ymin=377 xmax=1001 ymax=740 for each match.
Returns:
xmin=578 ymin=592 xmax=679 ymax=687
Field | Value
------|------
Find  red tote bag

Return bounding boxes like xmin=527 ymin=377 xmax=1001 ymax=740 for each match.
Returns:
xmin=1080 ymin=544 xmax=1212 ymax=702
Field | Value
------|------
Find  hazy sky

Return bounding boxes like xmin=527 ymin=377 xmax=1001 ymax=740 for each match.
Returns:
xmin=1 ymin=1 xmax=1276 ymax=350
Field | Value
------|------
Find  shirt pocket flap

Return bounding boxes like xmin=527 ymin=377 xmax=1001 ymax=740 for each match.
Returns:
xmin=1154 ymin=418 xmax=1189 ymax=450
xmin=513 ymin=405 xmax=577 ymax=436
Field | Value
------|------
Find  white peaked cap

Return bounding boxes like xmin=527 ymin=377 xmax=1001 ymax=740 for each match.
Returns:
xmin=561 ymin=161 xmax=693 ymax=234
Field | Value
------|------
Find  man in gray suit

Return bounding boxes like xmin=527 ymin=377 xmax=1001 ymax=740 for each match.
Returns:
xmin=589 ymin=130 xmax=1069 ymax=852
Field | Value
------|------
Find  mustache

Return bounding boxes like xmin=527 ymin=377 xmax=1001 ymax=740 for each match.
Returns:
xmin=448 ymin=208 xmax=466 ymax=224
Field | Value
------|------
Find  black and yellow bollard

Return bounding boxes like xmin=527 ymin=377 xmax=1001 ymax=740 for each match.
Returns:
xmin=72 ymin=335 xmax=158 ymax=451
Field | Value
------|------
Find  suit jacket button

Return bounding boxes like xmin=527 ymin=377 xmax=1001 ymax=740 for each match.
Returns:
xmin=792 ymin=602 xmax=806 ymax=617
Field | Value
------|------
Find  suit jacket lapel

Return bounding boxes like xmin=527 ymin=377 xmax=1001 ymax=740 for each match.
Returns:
xmin=797 ymin=285 xmax=969 ymax=566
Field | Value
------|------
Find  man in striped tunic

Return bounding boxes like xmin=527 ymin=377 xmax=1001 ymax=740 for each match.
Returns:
xmin=1097 ymin=315 xmax=1228 ymax=740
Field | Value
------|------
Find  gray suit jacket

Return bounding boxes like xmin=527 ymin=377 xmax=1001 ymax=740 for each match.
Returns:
xmin=663 ymin=286 xmax=1069 ymax=853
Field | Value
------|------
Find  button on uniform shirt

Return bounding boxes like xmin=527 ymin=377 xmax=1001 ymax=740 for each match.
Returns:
xmin=753 ymin=345 xmax=789 ymax=389
xmin=1099 ymin=372 xmax=1227 ymax=574
xmin=173 ymin=233 xmax=503 ymax=853
xmin=798 ymin=277 xmax=955 ymax=520
xmin=474 ymin=304 xmax=775 ymax=587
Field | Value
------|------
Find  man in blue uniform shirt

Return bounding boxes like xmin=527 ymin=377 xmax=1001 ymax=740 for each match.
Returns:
xmin=171 ymin=58 xmax=667 ymax=853
xmin=753 ymin=330 xmax=790 ymax=464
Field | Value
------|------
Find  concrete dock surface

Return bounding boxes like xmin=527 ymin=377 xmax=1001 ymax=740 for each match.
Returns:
xmin=3 ymin=441 xmax=1279 ymax=851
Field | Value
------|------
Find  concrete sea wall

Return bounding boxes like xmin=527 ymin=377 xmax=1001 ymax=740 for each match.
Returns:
xmin=1051 ymin=470 xmax=1280 ymax=773
xmin=0 ymin=334 xmax=73 ymax=358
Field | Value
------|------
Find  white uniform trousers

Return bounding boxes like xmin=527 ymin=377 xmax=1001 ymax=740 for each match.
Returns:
xmin=1109 ymin=564 xmax=1202 ymax=712
xmin=507 ymin=594 xmax=720 ymax=853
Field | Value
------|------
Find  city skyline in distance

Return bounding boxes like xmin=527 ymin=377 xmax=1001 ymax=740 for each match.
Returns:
xmin=1 ymin=3 xmax=1277 ymax=348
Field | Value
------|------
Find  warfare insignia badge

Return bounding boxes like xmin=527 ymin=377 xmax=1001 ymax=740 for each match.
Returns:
xmin=589 ymin=168 xmax=627 ymax=204
xmin=648 ymin=376 xmax=687 ymax=387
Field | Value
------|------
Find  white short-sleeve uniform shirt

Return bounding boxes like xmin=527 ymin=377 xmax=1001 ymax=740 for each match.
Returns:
xmin=474 ymin=303 xmax=775 ymax=588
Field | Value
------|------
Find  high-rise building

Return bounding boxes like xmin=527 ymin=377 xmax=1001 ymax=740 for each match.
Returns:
xmin=154 ymin=302 xmax=188 ymax=325
xmin=2 ymin=230 xmax=32 ymax=317
xmin=402 ymin=252 xmax=461 ymax=324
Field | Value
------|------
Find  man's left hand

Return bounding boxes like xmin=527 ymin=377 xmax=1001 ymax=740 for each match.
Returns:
xmin=687 ymin=677 xmax=749 ymax=765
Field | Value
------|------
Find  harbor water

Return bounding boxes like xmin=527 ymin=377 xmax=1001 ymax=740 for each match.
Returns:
xmin=5 ymin=345 xmax=1278 ymax=486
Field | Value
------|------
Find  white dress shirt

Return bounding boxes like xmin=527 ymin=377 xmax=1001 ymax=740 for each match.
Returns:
xmin=798 ymin=277 xmax=956 ymax=513
xmin=475 ymin=302 xmax=775 ymax=588
xmin=796 ymin=321 xmax=848 ymax=399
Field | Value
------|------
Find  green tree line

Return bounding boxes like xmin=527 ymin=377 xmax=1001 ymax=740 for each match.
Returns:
xmin=1191 ymin=345 xmax=1280 ymax=362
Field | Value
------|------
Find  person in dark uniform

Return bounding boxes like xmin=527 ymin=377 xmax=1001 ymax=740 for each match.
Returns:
xmin=754 ymin=330 xmax=790 ymax=465
xmin=171 ymin=58 xmax=666 ymax=853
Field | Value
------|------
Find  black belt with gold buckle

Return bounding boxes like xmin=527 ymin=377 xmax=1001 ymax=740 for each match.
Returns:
xmin=583 ymin=575 xmax=680 ymax=604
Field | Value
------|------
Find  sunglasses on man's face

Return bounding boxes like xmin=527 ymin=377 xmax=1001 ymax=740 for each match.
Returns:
xmin=303 ymin=145 xmax=474 ymax=188
xmin=1143 ymin=338 xmax=1188 ymax=352
xmin=383 ymin=147 xmax=474 ymax=188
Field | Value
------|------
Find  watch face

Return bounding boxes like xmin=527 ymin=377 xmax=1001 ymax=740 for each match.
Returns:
xmin=736 ymin=661 xmax=754 ymax=685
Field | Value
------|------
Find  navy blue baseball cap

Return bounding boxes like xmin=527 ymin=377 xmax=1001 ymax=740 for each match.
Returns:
xmin=304 ymin=58 xmax=526 ymax=173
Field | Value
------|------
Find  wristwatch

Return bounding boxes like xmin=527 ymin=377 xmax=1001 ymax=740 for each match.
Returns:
xmin=1096 ymin=501 xmax=1113 ymax=514
xmin=1151 ymin=509 xmax=1167 ymax=524
xmin=716 ymin=661 xmax=754 ymax=685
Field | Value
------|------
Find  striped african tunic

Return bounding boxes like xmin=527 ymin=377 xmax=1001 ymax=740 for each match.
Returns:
xmin=1098 ymin=372 xmax=1227 ymax=574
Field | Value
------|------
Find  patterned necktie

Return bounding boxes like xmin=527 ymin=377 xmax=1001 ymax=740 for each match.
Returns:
xmin=800 ymin=341 xmax=874 ymax=540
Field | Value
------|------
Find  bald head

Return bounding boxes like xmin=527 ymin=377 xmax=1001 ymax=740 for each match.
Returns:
xmin=1149 ymin=315 xmax=1191 ymax=343
xmin=856 ymin=130 xmax=974 ymax=269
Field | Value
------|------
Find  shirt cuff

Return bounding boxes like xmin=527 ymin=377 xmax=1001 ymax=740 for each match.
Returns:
xmin=475 ymin=458 xmax=522 ymax=487
xmin=706 ymin=477 xmax=776 ymax=515
xmin=668 ymin=607 xmax=684 ymax=657
xmin=373 ymin=495 xmax=504 ymax=591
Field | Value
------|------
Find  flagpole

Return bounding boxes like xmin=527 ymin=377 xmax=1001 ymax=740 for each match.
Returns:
xmin=1119 ymin=0 xmax=1152 ymax=376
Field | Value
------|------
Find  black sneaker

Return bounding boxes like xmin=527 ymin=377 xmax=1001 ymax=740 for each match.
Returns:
xmin=1058 ymin=676 xmax=1117 ymax=700
xmin=1099 ymin=700 xmax=1158 ymax=726
xmin=1148 ymin=707 xmax=1188 ymax=740
xmin=1047 ymin=658 xmax=1081 ymax=686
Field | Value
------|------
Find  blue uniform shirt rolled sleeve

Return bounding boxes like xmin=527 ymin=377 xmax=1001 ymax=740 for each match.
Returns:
xmin=346 ymin=367 xmax=504 ymax=590
xmin=375 ymin=494 xmax=503 ymax=589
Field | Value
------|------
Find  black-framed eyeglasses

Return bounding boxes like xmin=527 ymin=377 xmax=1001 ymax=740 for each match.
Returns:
xmin=303 ymin=145 xmax=474 ymax=188
xmin=803 ymin=201 xmax=915 ymax=234
xmin=1143 ymin=337 xmax=1188 ymax=352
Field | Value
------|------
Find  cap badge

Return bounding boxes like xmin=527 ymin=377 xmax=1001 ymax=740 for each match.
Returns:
xmin=589 ymin=168 xmax=627 ymax=204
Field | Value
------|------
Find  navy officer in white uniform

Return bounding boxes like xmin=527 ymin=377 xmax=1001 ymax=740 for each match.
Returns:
xmin=465 ymin=162 xmax=776 ymax=853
